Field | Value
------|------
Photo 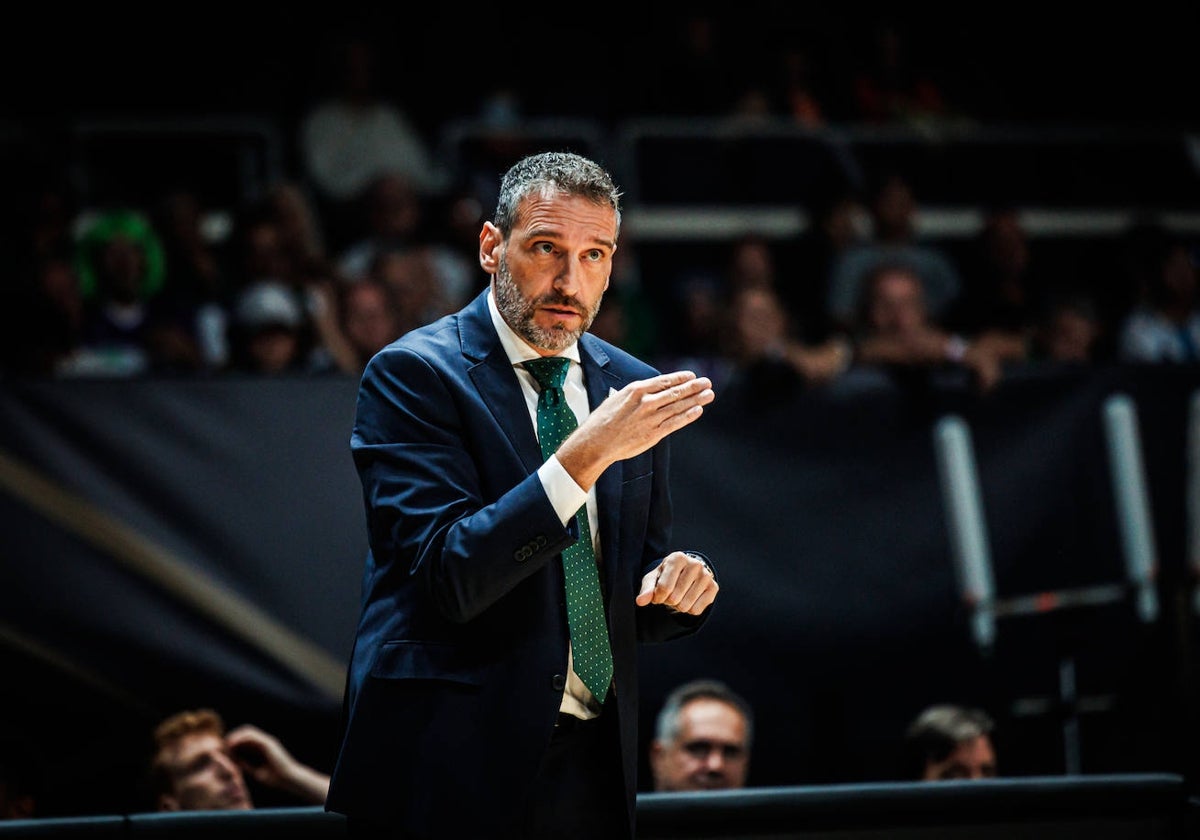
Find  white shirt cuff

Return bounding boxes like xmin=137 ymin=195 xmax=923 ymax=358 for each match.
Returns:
xmin=538 ymin=456 xmax=589 ymax=525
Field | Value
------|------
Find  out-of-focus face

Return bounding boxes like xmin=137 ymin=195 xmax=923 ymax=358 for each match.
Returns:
xmin=922 ymin=735 xmax=997 ymax=781
xmin=157 ymin=731 xmax=252 ymax=811
xmin=985 ymin=213 xmax=1029 ymax=278
xmin=730 ymin=239 xmax=775 ymax=290
xmin=732 ymin=287 xmax=786 ymax=359
xmin=866 ymin=268 xmax=927 ymax=337
xmin=484 ymin=191 xmax=615 ymax=356
xmin=873 ymin=177 xmax=915 ymax=239
xmin=247 ymin=327 xmax=299 ymax=374
xmin=343 ymin=281 xmax=399 ymax=357
xmin=370 ymin=176 xmax=421 ymax=240
xmin=650 ymin=698 xmax=750 ymax=792
xmin=245 ymin=222 xmax=288 ymax=281
xmin=100 ymin=236 xmax=146 ymax=303
xmin=1044 ymin=308 xmax=1098 ymax=362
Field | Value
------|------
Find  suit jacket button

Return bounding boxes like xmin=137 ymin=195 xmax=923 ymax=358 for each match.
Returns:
xmin=552 ymin=674 xmax=566 ymax=691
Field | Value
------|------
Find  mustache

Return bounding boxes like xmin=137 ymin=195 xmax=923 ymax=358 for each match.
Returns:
xmin=533 ymin=292 xmax=585 ymax=312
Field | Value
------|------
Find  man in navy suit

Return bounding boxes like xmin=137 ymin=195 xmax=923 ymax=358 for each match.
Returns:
xmin=326 ymin=151 xmax=718 ymax=839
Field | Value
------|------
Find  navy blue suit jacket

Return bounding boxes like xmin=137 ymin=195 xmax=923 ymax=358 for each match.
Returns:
xmin=325 ymin=289 xmax=711 ymax=836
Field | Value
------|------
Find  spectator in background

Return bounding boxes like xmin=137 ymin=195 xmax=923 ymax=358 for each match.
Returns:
xmin=336 ymin=172 xmax=424 ymax=282
xmin=267 ymin=181 xmax=328 ymax=271
xmin=298 ymin=32 xmax=447 ymax=249
xmin=720 ymin=284 xmax=851 ymax=409
xmin=153 ymin=189 xmax=230 ymax=372
xmin=335 ymin=276 xmax=402 ymax=373
xmin=219 ymin=199 xmax=357 ymax=375
xmin=1117 ymin=233 xmax=1200 ymax=363
xmin=649 ymin=679 xmax=753 ymax=792
xmin=67 ymin=208 xmax=203 ymax=377
xmin=851 ymin=262 xmax=1024 ymax=391
xmin=777 ymin=44 xmax=827 ymax=128
xmin=901 ymin=704 xmax=997 ymax=781
xmin=0 ymin=735 xmax=46 ymax=819
xmin=337 ymin=173 xmax=469 ymax=299
xmin=825 ymin=172 xmax=962 ymax=334
xmin=780 ymin=185 xmax=869 ymax=343
xmin=368 ymin=245 xmax=466 ymax=339
xmin=227 ymin=280 xmax=327 ymax=375
xmin=148 ymin=709 xmax=328 ymax=811
xmin=944 ymin=207 xmax=1038 ymax=338
xmin=1029 ymin=291 xmax=1104 ymax=364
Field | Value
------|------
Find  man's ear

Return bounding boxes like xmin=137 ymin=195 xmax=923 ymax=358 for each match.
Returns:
xmin=479 ymin=222 xmax=502 ymax=275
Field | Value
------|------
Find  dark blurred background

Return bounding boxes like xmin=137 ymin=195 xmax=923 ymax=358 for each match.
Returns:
xmin=1 ymin=4 xmax=1199 ymax=822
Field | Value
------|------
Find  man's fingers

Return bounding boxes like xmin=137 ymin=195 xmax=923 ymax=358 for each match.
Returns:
xmin=636 ymin=570 xmax=658 ymax=606
xmin=673 ymin=574 xmax=719 ymax=615
xmin=648 ymin=370 xmax=698 ymax=390
xmin=637 ymin=553 xmax=718 ymax=615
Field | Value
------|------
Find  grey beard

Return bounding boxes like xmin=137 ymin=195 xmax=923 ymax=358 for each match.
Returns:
xmin=494 ymin=255 xmax=600 ymax=352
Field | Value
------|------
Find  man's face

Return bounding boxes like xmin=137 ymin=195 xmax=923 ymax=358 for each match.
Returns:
xmin=650 ymin=698 xmax=750 ymax=792
xmin=922 ymin=735 xmax=997 ymax=781
xmin=483 ymin=191 xmax=614 ymax=355
xmin=867 ymin=269 xmax=927 ymax=337
xmin=157 ymin=731 xmax=253 ymax=811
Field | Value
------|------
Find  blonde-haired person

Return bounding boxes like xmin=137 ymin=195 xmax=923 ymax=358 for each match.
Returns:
xmin=149 ymin=708 xmax=329 ymax=812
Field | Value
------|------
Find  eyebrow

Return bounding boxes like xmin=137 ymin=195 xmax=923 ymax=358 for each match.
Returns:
xmin=524 ymin=226 xmax=615 ymax=251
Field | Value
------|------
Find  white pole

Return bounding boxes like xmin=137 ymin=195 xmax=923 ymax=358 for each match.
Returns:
xmin=933 ymin=415 xmax=996 ymax=650
xmin=1102 ymin=394 xmax=1159 ymax=623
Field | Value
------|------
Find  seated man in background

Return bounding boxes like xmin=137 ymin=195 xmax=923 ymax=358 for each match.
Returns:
xmin=851 ymin=262 xmax=1025 ymax=391
xmin=902 ymin=704 xmax=998 ymax=781
xmin=149 ymin=708 xmax=329 ymax=811
xmin=648 ymin=679 xmax=753 ymax=792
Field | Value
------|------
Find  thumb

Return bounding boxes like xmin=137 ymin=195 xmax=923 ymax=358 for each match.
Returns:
xmin=636 ymin=569 xmax=658 ymax=606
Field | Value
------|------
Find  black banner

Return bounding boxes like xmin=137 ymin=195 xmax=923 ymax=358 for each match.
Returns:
xmin=1 ymin=363 xmax=1197 ymax=814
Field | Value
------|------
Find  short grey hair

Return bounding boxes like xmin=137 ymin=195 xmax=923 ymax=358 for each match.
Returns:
xmin=653 ymin=678 xmax=754 ymax=747
xmin=492 ymin=151 xmax=622 ymax=240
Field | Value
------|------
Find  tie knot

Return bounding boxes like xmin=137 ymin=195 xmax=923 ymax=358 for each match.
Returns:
xmin=523 ymin=356 xmax=571 ymax=391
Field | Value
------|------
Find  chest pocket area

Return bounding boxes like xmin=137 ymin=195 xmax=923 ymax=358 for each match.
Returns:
xmin=371 ymin=640 xmax=486 ymax=686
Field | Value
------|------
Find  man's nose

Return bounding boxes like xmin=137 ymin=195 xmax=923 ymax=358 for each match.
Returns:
xmin=552 ymin=258 xmax=581 ymax=295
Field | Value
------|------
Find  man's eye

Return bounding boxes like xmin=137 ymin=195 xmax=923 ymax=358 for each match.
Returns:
xmin=535 ymin=242 xmax=555 ymax=254
xmin=684 ymin=741 xmax=714 ymax=758
xmin=585 ymin=250 xmax=603 ymax=262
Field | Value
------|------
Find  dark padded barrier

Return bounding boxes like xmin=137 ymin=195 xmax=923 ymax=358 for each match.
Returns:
xmin=637 ymin=774 xmax=1193 ymax=839
xmin=0 ymin=815 xmax=125 ymax=837
xmin=125 ymin=808 xmax=346 ymax=839
xmin=1 ymin=777 xmax=1194 ymax=839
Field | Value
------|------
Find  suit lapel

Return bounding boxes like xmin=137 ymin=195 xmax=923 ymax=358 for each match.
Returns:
xmin=579 ymin=336 xmax=624 ymax=591
xmin=462 ymin=295 xmax=627 ymax=586
xmin=461 ymin=291 xmax=543 ymax=475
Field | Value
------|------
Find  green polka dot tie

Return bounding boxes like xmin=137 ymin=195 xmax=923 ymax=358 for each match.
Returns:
xmin=523 ymin=356 xmax=613 ymax=703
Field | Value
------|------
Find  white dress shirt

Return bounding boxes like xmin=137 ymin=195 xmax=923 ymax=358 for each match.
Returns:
xmin=487 ymin=289 xmax=605 ymax=719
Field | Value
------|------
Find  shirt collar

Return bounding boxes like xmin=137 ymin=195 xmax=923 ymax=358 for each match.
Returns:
xmin=487 ymin=285 xmax=581 ymax=367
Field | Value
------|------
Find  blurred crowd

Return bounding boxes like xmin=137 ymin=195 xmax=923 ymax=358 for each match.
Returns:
xmin=0 ymin=14 xmax=1196 ymax=393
